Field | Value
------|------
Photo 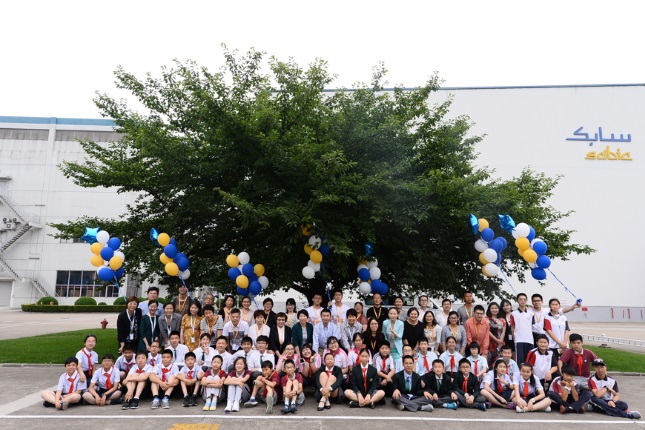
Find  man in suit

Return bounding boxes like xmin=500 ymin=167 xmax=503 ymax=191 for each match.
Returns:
xmin=422 ymin=359 xmax=459 ymax=409
xmin=345 ymin=349 xmax=385 ymax=408
xmin=315 ymin=353 xmax=344 ymax=411
xmin=391 ymin=355 xmax=434 ymax=412
xmin=159 ymin=302 xmax=182 ymax=348
xmin=269 ymin=312 xmax=292 ymax=356
xmin=452 ymin=358 xmax=487 ymax=411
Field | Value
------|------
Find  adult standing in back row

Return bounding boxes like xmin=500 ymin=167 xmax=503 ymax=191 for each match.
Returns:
xmin=367 ymin=293 xmax=389 ymax=328
xmin=511 ymin=293 xmax=535 ymax=365
xmin=456 ymin=291 xmax=475 ymax=325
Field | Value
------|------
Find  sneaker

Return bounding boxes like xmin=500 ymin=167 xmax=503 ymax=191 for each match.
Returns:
xmin=516 ymin=405 xmax=525 ymax=413
xmin=445 ymin=402 xmax=458 ymax=410
xmin=244 ymin=398 xmax=259 ymax=407
xmin=190 ymin=395 xmax=197 ymax=406
xmin=209 ymin=400 xmax=217 ymax=411
xmin=224 ymin=402 xmax=233 ymax=413
xmin=266 ymin=396 xmax=274 ymax=414
xmin=43 ymin=401 xmax=54 ymax=408
xmin=475 ymin=403 xmax=487 ymax=412
xmin=281 ymin=404 xmax=290 ymax=414
xmin=397 ymin=403 xmax=405 ymax=411
xmin=161 ymin=397 xmax=170 ymax=409
xmin=505 ymin=402 xmax=515 ymax=410
xmin=130 ymin=398 xmax=139 ymax=409
xmin=232 ymin=401 xmax=240 ymax=412
xmin=349 ymin=401 xmax=359 ymax=408
xmin=203 ymin=401 xmax=211 ymax=411
xmin=289 ymin=403 xmax=297 ymax=413
xmin=629 ymin=411 xmax=641 ymax=419
xmin=111 ymin=397 xmax=123 ymax=405
xmin=60 ymin=401 xmax=69 ymax=411
xmin=560 ymin=405 xmax=567 ymax=414
xmin=151 ymin=398 xmax=161 ymax=409
xmin=122 ymin=400 xmax=131 ymax=410
xmin=420 ymin=404 xmax=434 ymax=412
xmin=485 ymin=402 xmax=492 ymax=409
xmin=585 ymin=403 xmax=594 ymax=412
xmin=183 ymin=396 xmax=190 ymax=407
xmin=544 ymin=406 xmax=551 ymax=413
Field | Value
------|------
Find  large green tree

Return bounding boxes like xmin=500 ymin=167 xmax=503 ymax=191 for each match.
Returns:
xmin=52 ymin=47 xmax=593 ymax=301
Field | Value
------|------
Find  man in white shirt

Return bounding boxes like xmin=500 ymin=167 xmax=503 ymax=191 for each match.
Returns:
xmin=329 ymin=289 xmax=351 ymax=326
xmin=139 ymin=287 xmax=163 ymax=317
xmin=435 ymin=299 xmax=452 ymax=328
xmin=305 ymin=293 xmax=325 ymax=326
xmin=313 ymin=309 xmax=340 ymax=353
xmin=222 ymin=308 xmax=250 ymax=353
xmin=340 ymin=309 xmax=363 ymax=350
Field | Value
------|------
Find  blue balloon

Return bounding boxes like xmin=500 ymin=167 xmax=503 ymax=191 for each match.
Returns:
xmin=531 ymin=267 xmax=547 ymax=281
xmin=176 ymin=252 xmax=186 ymax=260
xmin=381 ymin=282 xmax=389 ymax=296
xmin=107 ymin=237 xmax=121 ymax=251
xmin=495 ymin=254 xmax=502 ymax=265
xmin=170 ymin=238 xmax=177 ymax=246
xmin=536 ymin=255 xmax=551 ymax=269
xmin=480 ymin=228 xmax=495 ymax=242
xmin=81 ymin=227 xmax=101 ymax=244
xmin=242 ymin=263 xmax=255 ymax=277
xmin=115 ymin=267 xmax=125 ymax=278
xmin=100 ymin=247 xmax=114 ymax=261
xmin=489 ymin=238 xmax=504 ymax=253
xmin=249 ymin=274 xmax=258 ymax=282
xmin=357 ymin=268 xmax=370 ymax=282
xmin=237 ymin=287 xmax=249 ymax=296
xmin=150 ymin=228 xmax=159 ymax=245
xmin=228 ymin=267 xmax=241 ymax=281
xmin=249 ymin=281 xmax=262 ymax=295
xmin=371 ymin=279 xmax=383 ymax=294
xmin=527 ymin=227 xmax=536 ymax=242
xmin=176 ymin=257 xmax=190 ymax=271
xmin=469 ymin=214 xmax=479 ymax=236
xmin=364 ymin=242 xmax=374 ymax=256
xmin=532 ymin=241 xmax=548 ymax=256
xmin=98 ymin=267 xmax=114 ymax=282
xmin=497 ymin=237 xmax=508 ymax=250
xmin=164 ymin=244 xmax=178 ymax=259
xmin=320 ymin=243 xmax=331 ymax=256
xmin=498 ymin=214 xmax=516 ymax=234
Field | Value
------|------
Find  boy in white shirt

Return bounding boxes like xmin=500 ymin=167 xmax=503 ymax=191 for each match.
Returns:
xmin=115 ymin=344 xmax=137 ymax=381
xmin=222 ymin=308 xmax=250 ymax=353
xmin=256 ymin=335 xmax=276 ymax=368
xmin=233 ymin=336 xmax=261 ymax=377
xmin=167 ymin=330 xmax=189 ymax=368
xmin=149 ymin=349 xmax=180 ymax=409
xmin=83 ymin=353 xmax=122 ymax=406
xmin=121 ymin=351 xmax=153 ymax=410
xmin=194 ymin=333 xmax=216 ymax=372
xmin=147 ymin=340 xmax=162 ymax=368
xmin=177 ymin=351 xmax=204 ymax=407
xmin=41 ymin=356 xmax=87 ymax=410
xmin=415 ymin=337 xmax=438 ymax=376
xmin=214 ymin=335 xmax=233 ymax=372
xmin=329 ymin=289 xmax=350 ymax=326
xmin=373 ymin=341 xmax=395 ymax=396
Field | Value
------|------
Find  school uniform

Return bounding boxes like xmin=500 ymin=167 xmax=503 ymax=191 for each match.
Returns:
xmin=259 ymin=370 xmax=282 ymax=403
xmin=349 ymin=364 xmax=380 ymax=398
xmin=510 ymin=308 xmax=535 ymax=364
xmin=348 ymin=348 xmax=372 ymax=368
xmin=373 ymin=352 xmax=395 ymax=387
xmin=159 ymin=313 xmax=182 ymax=348
xmin=90 ymin=366 xmax=121 ymax=398
xmin=179 ymin=365 xmax=201 ymax=394
xmin=202 ymin=368 xmax=228 ymax=401
xmin=115 ymin=355 xmax=137 ymax=375
xmin=312 ymin=322 xmax=340 ymax=352
xmin=559 ymin=348 xmax=597 ymax=388
xmin=257 ymin=350 xmax=276 ymax=369
xmin=291 ymin=322 xmax=314 ymax=352
xmin=226 ymin=370 xmax=252 ymax=404
xmin=439 ymin=350 xmax=463 ymax=377
xmin=233 ymin=349 xmax=261 ymax=372
xmin=516 ymin=376 xmax=544 ymax=403
xmin=483 ymin=371 xmax=516 ymax=402
xmin=548 ymin=376 xmax=592 ymax=413
xmin=147 ymin=353 xmax=162 ymax=369
xmin=268 ymin=324 xmax=292 ymax=355
xmin=154 ymin=363 xmax=179 ymax=384
xmin=75 ymin=348 xmax=98 ymax=379
xmin=276 ymin=354 xmax=303 ymax=374
xmin=221 ymin=321 xmax=250 ymax=353
xmin=57 ymin=371 xmax=87 ymax=395
xmin=467 ymin=355 xmax=488 ymax=377
xmin=415 ymin=351 xmax=438 ymax=377
xmin=128 ymin=364 xmax=155 ymax=377
xmin=422 ymin=372 xmax=454 ymax=406
xmin=588 ymin=373 xmax=633 ymax=418
xmin=193 ymin=346 xmax=216 ymax=371
xmin=391 ymin=370 xmax=433 ymax=411
xmin=503 ymin=359 xmax=520 ymax=381
xmin=168 ymin=343 xmax=189 ymax=367
xmin=543 ymin=312 xmax=570 ymax=357
xmin=322 ymin=349 xmax=349 ymax=372
xmin=280 ymin=372 xmax=305 ymax=405
xmin=314 ymin=365 xmax=344 ymax=400
xmin=525 ymin=347 xmax=557 ymax=383
xmin=452 ymin=371 xmax=486 ymax=407
xmin=214 ymin=350 xmax=233 ymax=374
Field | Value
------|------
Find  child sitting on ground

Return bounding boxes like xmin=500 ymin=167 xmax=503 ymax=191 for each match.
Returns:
xmin=41 ymin=356 xmax=87 ymax=410
xmin=83 ymin=353 xmax=122 ymax=406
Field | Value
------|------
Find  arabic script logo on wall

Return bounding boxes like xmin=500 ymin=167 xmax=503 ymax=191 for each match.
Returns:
xmin=566 ymin=126 xmax=633 ymax=160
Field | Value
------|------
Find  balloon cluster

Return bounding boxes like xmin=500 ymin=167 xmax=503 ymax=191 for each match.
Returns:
xmin=150 ymin=228 xmax=191 ymax=280
xmin=83 ymin=227 xmax=126 ymax=282
xmin=470 ymin=215 xmax=507 ymax=278
xmin=508 ymin=221 xmax=551 ymax=281
xmin=301 ymin=225 xmax=330 ymax=280
xmin=356 ymin=258 xmax=389 ymax=295
xmin=226 ymin=252 xmax=269 ymax=296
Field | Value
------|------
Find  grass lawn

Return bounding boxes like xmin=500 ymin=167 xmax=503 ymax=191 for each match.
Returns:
xmin=1 ymin=329 xmax=119 ymax=364
xmin=586 ymin=345 xmax=645 ymax=373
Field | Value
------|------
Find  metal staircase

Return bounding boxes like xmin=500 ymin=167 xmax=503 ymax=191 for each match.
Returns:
xmin=0 ymin=223 xmax=33 ymax=252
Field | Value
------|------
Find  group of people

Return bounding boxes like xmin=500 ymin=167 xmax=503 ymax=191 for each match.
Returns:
xmin=41 ymin=289 xmax=640 ymax=420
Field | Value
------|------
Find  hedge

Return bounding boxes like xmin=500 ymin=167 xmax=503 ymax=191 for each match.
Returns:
xmin=74 ymin=297 xmax=98 ymax=306
xmin=22 ymin=304 xmax=123 ymax=313
xmin=36 ymin=296 xmax=59 ymax=305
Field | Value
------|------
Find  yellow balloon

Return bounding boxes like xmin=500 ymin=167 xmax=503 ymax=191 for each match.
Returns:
xmin=478 ymin=218 xmax=489 ymax=232
xmin=304 ymin=244 xmax=313 ymax=255
xmin=301 ymin=224 xmax=313 ymax=236
xmin=90 ymin=243 xmax=103 ymax=255
xmin=236 ymin=275 xmax=249 ymax=289
xmin=254 ymin=264 xmax=265 ymax=277
xmin=90 ymin=254 xmax=104 ymax=267
xmin=165 ymin=262 xmax=179 ymax=276
xmin=226 ymin=254 xmax=239 ymax=268
xmin=515 ymin=237 xmax=530 ymax=250
xmin=479 ymin=252 xmax=489 ymax=265
xmin=160 ymin=253 xmax=172 ymax=265
xmin=523 ymin=249 xmax=538 ymax=263
xmin=310 ymin=250 xmax=323 ymax=264
xmin=109 ymin=256 xmax=123 ymax=270
xmin=158 ymin=233 xmax=170 ymax=247
xmin=518 ymin=248 xmax=525 ymax=257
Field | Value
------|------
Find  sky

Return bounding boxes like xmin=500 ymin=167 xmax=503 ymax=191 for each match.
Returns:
xmin=1 ymin=0 xmax=643 ymax=119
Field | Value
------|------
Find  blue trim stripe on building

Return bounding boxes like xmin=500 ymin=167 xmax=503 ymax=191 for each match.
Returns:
xmin=0 ymin=116 xmax=115 ymax=126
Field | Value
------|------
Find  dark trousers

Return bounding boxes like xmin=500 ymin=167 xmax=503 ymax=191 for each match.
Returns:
xmin=590 ymin=397 xmax=631 ymax=418
xmin=455 ymin=392 xmax=486 ymax=408
xmin=391 ymin=395 xmax=433 ymax=412
xmin=431 ymin=395 xmax=455 ymax=407
xmin=515 ymin=342 xmax=533 ymax=365
xmin=548 ymin=389 xmax=592 ymax=412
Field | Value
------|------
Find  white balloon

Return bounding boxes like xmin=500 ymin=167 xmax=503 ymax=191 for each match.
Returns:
xmin=258 ymin=276 xmax=269 ymax=288
xmin=483 ymin=248 xmax=498 ymax=263
xmin=302 ymin=266 xmax=315 ymax=279
xmin=366 ymin=259 xmax=378 ymax=269
xmin=530 ymin=238 xmax=544 ymax=247
xmin=356 ymin=264 xmax=368 ymax=272
xmin=237 ymin=252 xmax=250 ymax=265
xmin=308 ymin=235 xmax=322 ymax=248
xmin=358 ymin=282 xmax=372 ymax=294
xmin=114 ymin=251 xmax=125 ymax=262
xmin=180 ymin=269 xmax=190 ymax=280
xmin=369 ymin=266 xmax=381 ymax=280
xmin=238 ymin=264 xmax=243 ymax=271
xmin=528 ymin=262 xmax=536 ymax=268
xmin=484 ymin=263 xmax=499 ymax=277
xmin=474 ymin=239 xmax=488 ymax=252
xmin=96 ymin=230 xmax=110 ymax=245
xmin=511 ymin=229 xmax=520 ymax=239
xmin=514 ymin=223 xmax=530 ymax=238
xmin=308 ymin=260 xmax=321 ymax=271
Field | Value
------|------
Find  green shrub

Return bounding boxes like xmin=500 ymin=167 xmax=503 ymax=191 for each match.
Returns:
xmin=74 ymin=297 xmax=97 ymax=306
xmin=37 ymin=296 xmax=58 ymax=305
xmin=22 ymin=304 xmax=122 ymax=313
xmin=98 ymin=302 xmax=107 ymax=306
xmin=113 ymin=297 xmax=126 ymax=306
xmin=156 ymin=297 xmax=166 ymax=305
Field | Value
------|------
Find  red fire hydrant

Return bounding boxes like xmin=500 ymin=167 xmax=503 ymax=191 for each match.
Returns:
xmin=100 ymin=319 xmax=109 ymax=329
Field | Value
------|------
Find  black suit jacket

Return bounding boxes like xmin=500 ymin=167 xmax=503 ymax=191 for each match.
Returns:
xmin=269 ymin=325 xmax=292 ymax=354
xmin=315 ymin=366 xmax=344 ymax=392
xmin=392 ymin=370 xmax=426 ymax=397
xmin=422 ymin=372 xmax=453 ymax=396
xmin=452 ymin=372 xmax=481 ymax=396
xmin=349 ymin=365 xmax=379 ymax=396
xmin=117 ymin=308 xmax=142 ymax=345
xmin=264 ymin=310 xmax=277 ymax=328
